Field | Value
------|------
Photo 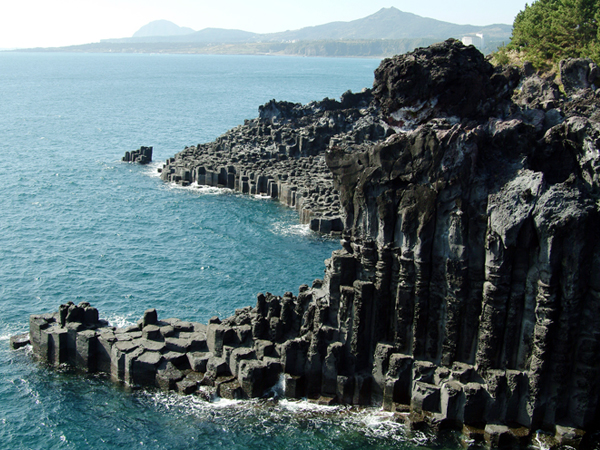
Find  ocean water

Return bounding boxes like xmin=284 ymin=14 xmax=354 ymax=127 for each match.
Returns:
xmin=0 ymin=52 xmax=457 ymax=449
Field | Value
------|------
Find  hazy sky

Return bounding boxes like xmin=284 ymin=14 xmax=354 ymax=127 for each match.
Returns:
xmin=1 ymin=0 xmax=528 ymax=49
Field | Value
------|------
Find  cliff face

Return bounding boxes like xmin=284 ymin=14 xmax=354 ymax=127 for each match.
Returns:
xmin=323 ymin=41 xmax=600 ymax=432
xmin=158 ymin=40 xmax=600 ymax=434
xmin=23 ymin=39 xmax=600 ymax=445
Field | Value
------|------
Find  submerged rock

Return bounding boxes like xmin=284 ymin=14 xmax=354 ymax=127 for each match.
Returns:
xmin=9 ymin=333 xmax=30 ymax=350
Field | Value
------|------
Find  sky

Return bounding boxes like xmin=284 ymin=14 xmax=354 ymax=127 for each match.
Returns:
xmin=0 ymin=0 xmax=529 ymax=49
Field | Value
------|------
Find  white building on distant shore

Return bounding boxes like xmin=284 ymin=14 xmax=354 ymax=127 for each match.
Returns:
xmin=461 ymin=33 xmax=485 ymax=50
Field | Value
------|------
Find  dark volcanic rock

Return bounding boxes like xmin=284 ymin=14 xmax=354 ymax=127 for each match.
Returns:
xmin=158 ymin=86 xmax=382 ymax=233
xmin=323 ymin=43 xmax=600 ymax=437
xmin=123 ymin=146 xmax=153 ymax=164
xmin=20 ymin=40 xmax=600 ymax=448
xmin=373 ymin=39 xmax=497 ymax=119
xmin=560 ymin=58 xmax=599 ymax=95
xmin=9 ymin=333 xmax=30 ymax=350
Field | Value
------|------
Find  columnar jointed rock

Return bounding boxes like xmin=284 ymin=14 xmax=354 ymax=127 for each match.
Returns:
xmin=29 ymin=301 xmax=106 ymax=370
xmin=18 ymin=40 xmax=600 ymax=448
xmin=123 ymin=146 xmax=153 ymax=164
xmin=158 ymin=91 xmax=388 ymax=233
xmin=24 ymin=297 xmax=338 ymax=401
xmin=322 ymin=41 xmax=600 ymax=444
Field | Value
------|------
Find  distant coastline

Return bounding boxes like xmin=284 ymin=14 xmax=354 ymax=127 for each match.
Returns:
xmin=11 ymin=39 xmax=441 ymax=58
xmin=9 ymin=7 xmax=511 ymax=58
xmin=8 ymin=37 xmax=512 ymax=58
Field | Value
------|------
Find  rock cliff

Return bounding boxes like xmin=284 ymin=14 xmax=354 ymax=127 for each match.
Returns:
xmin=324 ymin=42 xmax=600 ymax=440
xmin=21 ymin=40 xmax=600 ymax=448
xmin=158 ymin=81 xmax=387 ymax=233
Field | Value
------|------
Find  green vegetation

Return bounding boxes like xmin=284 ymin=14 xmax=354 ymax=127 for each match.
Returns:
xmin=502 ymin=0 xmax=600 ymax=68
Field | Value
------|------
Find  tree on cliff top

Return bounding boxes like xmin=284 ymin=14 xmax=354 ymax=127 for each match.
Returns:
xmin=505 ymin=0 xmax=600 ymax=67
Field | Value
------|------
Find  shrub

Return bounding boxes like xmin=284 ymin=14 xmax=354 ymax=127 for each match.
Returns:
xmin=507 ymin=0 xmax=600 ymax=68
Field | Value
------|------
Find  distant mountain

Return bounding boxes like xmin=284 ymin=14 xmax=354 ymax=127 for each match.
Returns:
xmin=32 ymin=7 xmax=512 ymax=57
xmin=132 ymin=20 xmax=195 ymax=38
xmin=105 ymin=7 xmax=511 ymax=45
xmin=104 ymin=27 xmax=257 ymax=44
xmin=183 ymin=28 xmax=257 ymax=43
xmin=260 ymin=7 xmax=511 ymax=41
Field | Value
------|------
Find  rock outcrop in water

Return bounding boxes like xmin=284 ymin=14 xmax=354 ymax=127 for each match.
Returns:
xmin=20 ymin=40 xmax=600 ymax=448
xmin=122 ymin=146 xmax=153 ymax=164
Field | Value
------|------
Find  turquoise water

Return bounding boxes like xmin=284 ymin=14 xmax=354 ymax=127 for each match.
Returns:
xmin=0 ymin=52 xmax=454 ymax=449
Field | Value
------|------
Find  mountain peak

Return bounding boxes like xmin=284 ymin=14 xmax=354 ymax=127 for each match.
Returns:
xmin=132 ymin=20 xmax=195 ymax=38
xmin=125 ymin=9 xmax=511 ymax=49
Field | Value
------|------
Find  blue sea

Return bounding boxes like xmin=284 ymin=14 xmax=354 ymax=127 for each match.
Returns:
xmin=0 ymin=52 xmax=455 ymax=449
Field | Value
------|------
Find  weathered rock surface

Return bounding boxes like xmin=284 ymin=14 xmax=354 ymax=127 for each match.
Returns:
xmin=20 ymin=40 xmax=600 ymax=448
xmin=123 ymin=146 xmax=153 ymax=164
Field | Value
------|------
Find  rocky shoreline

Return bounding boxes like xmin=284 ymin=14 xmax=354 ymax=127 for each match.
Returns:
xmin=15 ymin=40 xmax=600 ymax=449
xmin=157 ymin=88 xmax=388 ymax=233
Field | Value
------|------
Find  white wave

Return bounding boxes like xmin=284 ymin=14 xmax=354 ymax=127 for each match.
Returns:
xmin=278 ymin=398 xmax=340 ymax=414
xmin=143 ymin=160 xmax=165 ymax=178
xmin=138 ymin=390 xmax=414 ymax=444
xmin=106 ymin=313 xmax=137 ymax=328
xmin=0 ymin=324 xmax=28 ymax=342
xmin=360 ymin=409 xmax=405 ymax=431
xmin=409 ymin=430 xmax=431 ymax=445
xmin=328 ymin=408 xmax=406 ymax=443
xmin=209 ymin=396 xmax=243 ymax=408
xmin=271 ymin=222 xmax=311 ymax=237
xmin=191 ymin=184 xmax=232 ymax=195
xmin=161 ymin=181 xmax=232 ymax=196
xmin=254 ymin=194 xmax=272 ymax=200
xmin=144 ymin=389 xmax=243 ymax=416
xmin=360 ymin=409 xmax=396 ymax=427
